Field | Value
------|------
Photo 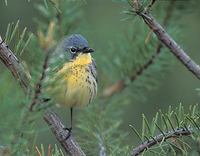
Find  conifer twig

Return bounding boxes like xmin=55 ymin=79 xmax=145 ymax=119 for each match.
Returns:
xmin=0 ymin=36 xmax=29 ymax=92
xmin=136 ymin=5 xmax=200 ymax=79
xmin=30 ymin=21 xmax=55 ymax=111
xmin=131 ymin=127 xmax=192 ymax=156
xmin=29 ymin=49 xmax=51 ymax=111
xmin=102 ymin=0 xmax=175 ymax=97
xmin=0 ymin=35 xmax=86 ymax=156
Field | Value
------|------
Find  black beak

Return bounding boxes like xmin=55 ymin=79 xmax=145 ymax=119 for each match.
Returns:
xmin=82 ymin=47 xmax=95 ymax=53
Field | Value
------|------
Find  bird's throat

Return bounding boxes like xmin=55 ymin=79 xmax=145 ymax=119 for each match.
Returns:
xmin=73 ymin=53 xmax=92 ymax=65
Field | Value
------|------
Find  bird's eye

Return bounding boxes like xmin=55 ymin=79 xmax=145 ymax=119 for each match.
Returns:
xmin=70 ymin=47 xmax=76 ymax=53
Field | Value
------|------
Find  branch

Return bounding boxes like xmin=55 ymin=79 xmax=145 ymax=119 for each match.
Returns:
xmin=44 ymin=111 xmax=86 ymax=156
xmin=137 ymin=9 xmax=200 ymax=79
xmin=102 ymin=44 xmax=163 ymax=97
xmin=0 ymin=36 xmax=86 ymax=156
xmin=29 ymin=49 xmax=51 ymax=111
xmin=0 ymin=36 xmax=29 ymax=92
xmin=131 ymin=127 xmax=192 ymax=156
xmin=102 ymin=1 xmax=175 ymax=97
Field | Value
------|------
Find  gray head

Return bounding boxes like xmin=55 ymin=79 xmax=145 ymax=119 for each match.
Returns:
xmin=62 ymin=34 xmax=94 ymax=59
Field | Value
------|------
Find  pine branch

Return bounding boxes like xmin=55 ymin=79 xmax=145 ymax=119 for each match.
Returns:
xmin=131 ymin=127 xmax=192 ymax=156
xmin=29 ymin=49 xmax=51 ymax=111
xmin=130 ymin=104 xmax=200 ymax=155
xmin=102 ymin=0 xmax=175 ymax=97
xmin=0 ymin=36 xmax=29 ymax=92
xmin=134 ymin=1 xmax=200 ymax=79
xmin=0 ymin=36 xmax=86 ymax=156
xmin=102 ymin=43 xmax=163 ymax=97
xmin=44 ymin=111 xmax=86 ymax=156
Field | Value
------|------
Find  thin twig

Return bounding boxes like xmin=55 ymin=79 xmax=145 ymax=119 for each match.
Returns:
xmin=144 ymin=0 xmax=158 ymax=13
xmin=35 ymin=146 xmax=42 ymax=156
xmin=102 ymin=0 xmax=175 ymax=98
xmin=0 ymin=36 xmax=29 ymax=92
xmin=0 ymin=35 xmax=86 ymax=156
xmin=138 ymin=9 xmax=200 ymax=79
xmin=131 ymin=128 xmax=192 ymax=156
xmin=29 ymin=49 xmax=51 ymax=111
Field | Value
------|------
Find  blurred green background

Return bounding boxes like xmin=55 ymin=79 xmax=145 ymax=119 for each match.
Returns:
xmin=0 ymin=0 xmax=200 ymax=153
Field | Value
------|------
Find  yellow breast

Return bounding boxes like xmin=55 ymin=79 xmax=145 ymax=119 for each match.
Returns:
xmin=51 ymin=53 xmax=97 ymax=107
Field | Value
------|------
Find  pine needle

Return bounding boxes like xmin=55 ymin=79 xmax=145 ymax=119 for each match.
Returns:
xmin=129 ymin=124 xmax=143 ymax=142
xmin=155 ymin=123 xmax=165 ymax=137
xmin=186 ymin=116 xmax=199 ymax=130
xmin=20 ymin=33 xmax=33 ymax=55
xmin=5 ymin=23 xmax=11 ymax=43
xmin=142 ymin=114 xmax=152 ymax=135
xmin=43 ymin=0 xmax=48 ymax=8
xmin=9 ymin=19 xmax=20 ymax=43
xmin=151 ymin=112 xmax=158 ymax=134
xmin=5 ymin=0 xmax=8 ymax=6
xmin=162 ymin=114 xmax=169 ymax=132
xmin=174 ymin=113 xmax=180 ymax=128
xmin=16 ymin=27 xmax=27 ymax=53
xmin=166 ymin=115 xmax=175 ymax=132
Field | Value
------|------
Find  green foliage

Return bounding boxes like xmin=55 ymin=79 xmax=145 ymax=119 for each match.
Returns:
xmin=77 ymin=99 xmax=130 ymax=155
xmin=130 ymin=104 xmax=200 ymax=155
xmin=0 ymin=0 xmax=85 ymax=155
xmin=34 ymin=0 xmax=83 ymax=38
xmin=35 ymin=144 xmax=64 ymax=156
xmin=4 ymin=20 xmax=33 ymax=56
xmin=98 ymin=4 xmax=177 ymax=103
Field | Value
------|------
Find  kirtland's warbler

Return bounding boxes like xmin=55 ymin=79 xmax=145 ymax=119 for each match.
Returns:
xmin=45 ymin=34 xmax=97 ymax=134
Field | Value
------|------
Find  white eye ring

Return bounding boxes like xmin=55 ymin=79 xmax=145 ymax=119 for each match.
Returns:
xmin=70 ymin=47 xmax=77 ymax=54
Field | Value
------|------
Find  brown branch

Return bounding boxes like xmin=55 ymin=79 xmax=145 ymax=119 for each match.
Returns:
xmin=131 ymin=127 xmax=192 ymax=156
xmin=102 ymin=1 xmax=175 ymax=98
xmin=44 ymin=111 xmax=86 ymax=156
xmin=0 ymin=36 xmax=29 ymax=92
xmin=0 ymin=36 xmax=86 ymax=156
xmin=137 ymin=9 xmax=200 ymax=79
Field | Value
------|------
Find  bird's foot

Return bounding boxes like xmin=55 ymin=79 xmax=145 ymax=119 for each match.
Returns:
xmin=63 ymin=127 xmax=72 ymax=140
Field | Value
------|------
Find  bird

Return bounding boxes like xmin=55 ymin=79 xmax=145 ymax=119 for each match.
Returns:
xmin=45 ymin=34 xmax=97 ymax=136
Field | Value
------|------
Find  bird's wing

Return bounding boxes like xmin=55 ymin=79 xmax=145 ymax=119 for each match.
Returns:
xmin=43 ymin=40 xmax=70 ymax=96
xmin=43 ymin=62 xmax=70 ymax=101
xmin=89 ymin=59 xmax=98 ymax=83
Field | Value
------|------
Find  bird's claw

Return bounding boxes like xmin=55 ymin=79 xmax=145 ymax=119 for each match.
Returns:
xmin=62 ymin=127 xmax=72 ymax=141
xmin=64 ymin=127 xmax=72 ymax=132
